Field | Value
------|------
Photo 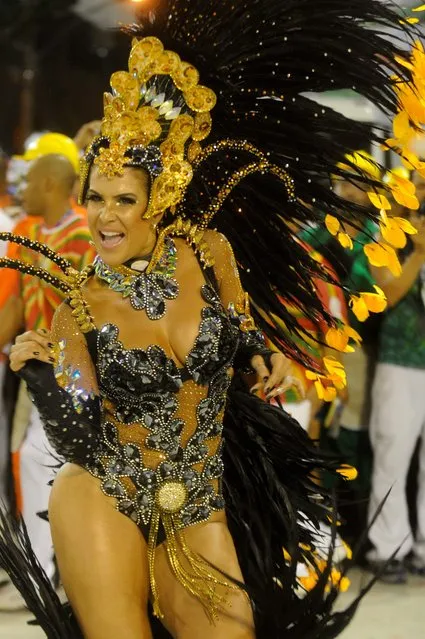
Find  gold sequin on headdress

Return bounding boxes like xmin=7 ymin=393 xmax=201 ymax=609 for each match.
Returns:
xmin=80 ymin=36 xmax=217 ymax=218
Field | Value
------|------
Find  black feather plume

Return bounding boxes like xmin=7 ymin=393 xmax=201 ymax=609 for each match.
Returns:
xmin=0 ymin=509 xmax=81 ymax=639
xmin=223 ymin=379 xmax=374 ymax=637
xmin=125 ymin=0 xmax=416 ymax=364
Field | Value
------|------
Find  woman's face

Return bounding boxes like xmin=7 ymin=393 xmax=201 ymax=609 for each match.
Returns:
xmin=86 ymin=166 xmax=161 ymax=266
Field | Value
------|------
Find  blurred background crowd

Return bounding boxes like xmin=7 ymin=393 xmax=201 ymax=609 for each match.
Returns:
xmin=0 ymin=0 xmax=425 ymax=634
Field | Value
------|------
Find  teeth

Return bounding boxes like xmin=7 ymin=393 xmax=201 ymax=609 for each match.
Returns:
xmin=102 ymin=232 xmax=122 ymax=237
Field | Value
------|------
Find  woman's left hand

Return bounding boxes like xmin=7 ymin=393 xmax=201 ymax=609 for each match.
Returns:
xmin=250 ymin=352 xmax=305 ymax=401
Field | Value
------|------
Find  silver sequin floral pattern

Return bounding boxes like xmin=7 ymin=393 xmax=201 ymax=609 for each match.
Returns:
xmin=53 ymin=339 xmax=96 ymax=414
xmin=90 ymin=284 xmax=238 ymax=530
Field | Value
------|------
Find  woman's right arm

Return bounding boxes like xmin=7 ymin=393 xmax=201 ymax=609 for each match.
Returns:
xmin=10 ymin=303 xmax=101 ymax=465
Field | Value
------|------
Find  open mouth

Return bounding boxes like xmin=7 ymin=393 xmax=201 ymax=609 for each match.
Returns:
xmin=99 ymin=230 xmax=125 ymax=249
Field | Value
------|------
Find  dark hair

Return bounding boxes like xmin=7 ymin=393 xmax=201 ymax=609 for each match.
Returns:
xmin=81 ymin=137 xmax=162 ymax=203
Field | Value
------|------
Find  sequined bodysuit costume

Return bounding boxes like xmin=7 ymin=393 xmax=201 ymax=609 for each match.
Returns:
xmin=22 ymin=233 xmax=267 ymax=616
xmin=87 ymin=282 xmax=237 ymax=535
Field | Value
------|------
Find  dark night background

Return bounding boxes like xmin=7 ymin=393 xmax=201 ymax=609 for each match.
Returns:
xmin=0 ymin=0 xmax=421 ymax=156
xmin=0 ymin=0 xmax=132 ymax=153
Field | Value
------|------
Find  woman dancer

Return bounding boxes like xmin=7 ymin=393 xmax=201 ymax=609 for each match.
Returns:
xmin=0 ymin=1 xmax=418 ymax=637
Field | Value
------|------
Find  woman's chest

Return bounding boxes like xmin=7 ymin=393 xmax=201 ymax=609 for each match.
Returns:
xmin=85 ymin=284 xmax=239 ymax=399
xmin=89 ymin=277 xmax=220 ymax=353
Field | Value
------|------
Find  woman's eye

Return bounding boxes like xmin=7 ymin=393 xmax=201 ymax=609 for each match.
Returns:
xmin=86 ymin=194 xmax=102 ymax=203
xmin=118 ymin=197 xmax=136 ymax=205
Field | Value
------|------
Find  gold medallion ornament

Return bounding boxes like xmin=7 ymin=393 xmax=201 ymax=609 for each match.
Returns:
xmin=156 ymin=481 xmax=188 ymax=514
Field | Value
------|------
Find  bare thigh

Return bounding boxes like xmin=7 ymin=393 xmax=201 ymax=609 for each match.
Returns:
xmin=155 ymin=517 xmax=255 ymax=639
xmin=49 ymin=463 xmax=152 ymax=639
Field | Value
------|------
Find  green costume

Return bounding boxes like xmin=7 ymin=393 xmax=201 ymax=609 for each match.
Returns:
xmin=379 ymin=276 xmax=425 ymax=369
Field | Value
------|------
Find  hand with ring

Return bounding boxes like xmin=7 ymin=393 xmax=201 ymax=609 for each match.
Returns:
xmin=249 ymin=351 xmax=305 ymax=401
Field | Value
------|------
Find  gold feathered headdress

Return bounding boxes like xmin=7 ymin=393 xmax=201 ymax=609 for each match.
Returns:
xmin=80 ymin=36 xmax=217 ymax=219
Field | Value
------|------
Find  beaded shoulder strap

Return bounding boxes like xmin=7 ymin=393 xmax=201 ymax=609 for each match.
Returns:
xmin=147 ymin=217 xmax=214 ymax=274
xmin=0 ymin=232 xmax=95 ymax=333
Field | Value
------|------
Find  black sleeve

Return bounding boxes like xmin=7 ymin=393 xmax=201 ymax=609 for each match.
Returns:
xmin=228 ymin=306 xmax=273 ymax=372
xmin=19 ymin=360 xmax=101 ymax=466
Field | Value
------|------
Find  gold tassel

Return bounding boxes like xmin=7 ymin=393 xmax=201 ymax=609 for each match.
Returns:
xmin=147 ymin=481 xmax=244 ymax=621
xmin=148 ymin=507 xmax=163 ymax=619
xmin=148 ymin=510 xmax=241 ymax=623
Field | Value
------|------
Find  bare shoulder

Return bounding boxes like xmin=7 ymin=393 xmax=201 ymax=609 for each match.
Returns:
xmin=53 ymin=300 xmax=72 ymax=323
xmin=173 ymin=237 xmax=203 ymax=276
xmin=51 ymin=300 xmax=77 ymax=337
xmin=82 ymin=273 xmax=102 ymax=296
xmin=202 ymin=230 xmax=233 ymax=263
xmin=203 ymin=229 xmax=229 ymax=246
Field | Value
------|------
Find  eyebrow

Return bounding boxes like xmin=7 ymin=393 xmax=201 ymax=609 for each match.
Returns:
xmin=87 ymin=189 xmax=137 ymax=198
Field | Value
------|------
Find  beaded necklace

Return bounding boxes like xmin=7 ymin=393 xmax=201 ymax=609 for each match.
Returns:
xmin=93 ymin=237 xmax=178 ymax=320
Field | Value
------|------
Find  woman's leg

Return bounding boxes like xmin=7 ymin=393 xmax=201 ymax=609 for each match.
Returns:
xmin=155 ymin=517 xmax=255 ymax=639
xmin=49 ymin=463 xmax=153 ymax=639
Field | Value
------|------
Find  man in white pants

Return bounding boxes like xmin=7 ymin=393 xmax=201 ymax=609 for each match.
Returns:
xmin=368 ymin=171 xmax=425 ymax=583
xmin=0 ymin=135 xmax=95 ymax=609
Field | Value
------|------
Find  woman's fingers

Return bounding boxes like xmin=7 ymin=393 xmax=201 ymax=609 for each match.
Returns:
xmin=250 ymin=354 xmax=271 ymax=386
xmin=11 ymin=341 xmax=53 ymax=363
xmin=15 ymin=329 xmax=53 ymax=351
xmin=250 ymin=352 xmax=304 ymax=400
xmin=264 ymin=353 xmax=292 ymax=393
xmin=265 ymin=376 xmax=305 ymax=400
xmin=10 ymin=338 xmax=55 ymax=372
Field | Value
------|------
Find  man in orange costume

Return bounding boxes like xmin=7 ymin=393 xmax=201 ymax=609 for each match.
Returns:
xmin=0 ymin=134 xmax=96 ymax=608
